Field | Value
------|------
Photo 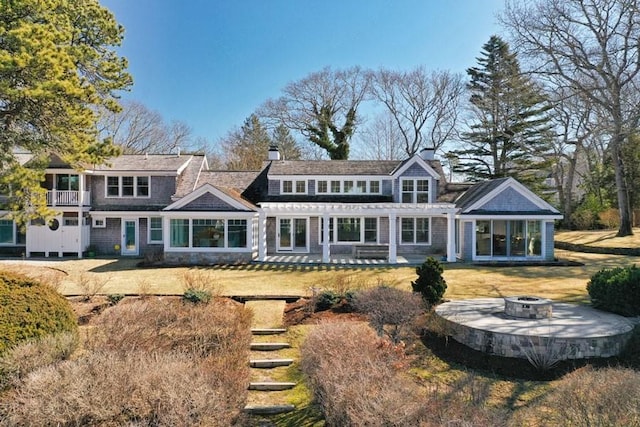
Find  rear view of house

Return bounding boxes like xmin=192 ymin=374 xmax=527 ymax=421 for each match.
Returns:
xmin=0 ymin=148 xmax=562 ymax=264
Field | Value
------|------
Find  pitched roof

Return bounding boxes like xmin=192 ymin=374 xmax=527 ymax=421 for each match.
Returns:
xmin=174 ymin=156 xmax=207 ymax=198
xmin=266 ymin=160 xmax=401 ymax=176
xmin=91 ymin=154 xmax=194 ymax=172
xmin=195 ymin=170 xmax=262 ymax=193
xmin=455 ymin=178 xmax=510 ymax=210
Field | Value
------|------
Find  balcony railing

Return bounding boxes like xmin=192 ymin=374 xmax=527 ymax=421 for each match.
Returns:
xmin=46 ymin=190 xmax=90 ymax=206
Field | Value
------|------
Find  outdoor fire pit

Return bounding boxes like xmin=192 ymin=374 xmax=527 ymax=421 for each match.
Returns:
xmin=504 ymin=296 xmax=553 ymax=319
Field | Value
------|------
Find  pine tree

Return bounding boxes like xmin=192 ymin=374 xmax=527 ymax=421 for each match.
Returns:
xmin=271 ymin=124 xmax=302 ymax=160
xmin=0 ymin=0 xmax=131 ymax=224
xmin=454 ymin=36 xmax=552 ymax=189
xmin=221 ymin=115 xmax=273 ymax=170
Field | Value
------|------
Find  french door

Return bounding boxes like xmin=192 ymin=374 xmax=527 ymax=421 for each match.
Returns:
xmin=278 ymin=218 xmax=307 ymax=252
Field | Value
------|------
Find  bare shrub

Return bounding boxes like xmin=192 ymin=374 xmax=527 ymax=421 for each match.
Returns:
xmin=301 ymin=322 xmax=428 ymax=426
xmin=513 ymin=366 xmax=640 ymax=426
xmin=324 ymin=272 xmax=369 ymax=295
xmin=88 ymin=298 xmax=252 ymax=357
xmin=77 ymin=272 xmax=111 ymax=301
xmin=1 ymin=299 xmax=252 ymax=426
xmin=0 ymin=332 xmax=78 ymax=390
xmin=180 ymin=268 xmax=221 ymax=302
xmin=1 ymin=350 xmax=245 ymax=426
xmin=135 ymin=278 xmax=153 ymax=298
xmin=36 ymin=269 xmax=65 ymax=292
xmin=353 ymin=286 xmax=424 ymax=343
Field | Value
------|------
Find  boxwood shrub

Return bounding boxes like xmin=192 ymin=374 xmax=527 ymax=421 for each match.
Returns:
xmin=0 ymin=271 xmax=77 ymax=354
xmin=587 ymin=265 xmax=640 ymax=316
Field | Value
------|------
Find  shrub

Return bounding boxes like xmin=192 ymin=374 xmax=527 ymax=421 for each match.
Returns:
xmin=587 ymin=265 xmax=640 ymax=316
xmin=301 ymin=322 xmax=426 ymax=426
xmin=512 ymin=366 xmax=640 ymax=426
xmin=315 ymin=290 xmax=340 ymax=311
xmin=181 ymin=268 xmax=220 ymax=304
xmin=412 ymin=257 xmax=447 ymax=306
xmin=0 ymin=332 xmax=78 ymax=390
xmin=0 ymin=271 xmax=77 ymax=354
xmin=76 ymin=272 xmax=111 ymax=301
xmin=183 ymin=288 xmax=212 ymax=304
xmin=2 ymin=298 xmax=253 ymax=426
xmin=353 ymin=286 xmax=424 ymax=343
xmin=106 ymin=293 xmax=125 ymax=305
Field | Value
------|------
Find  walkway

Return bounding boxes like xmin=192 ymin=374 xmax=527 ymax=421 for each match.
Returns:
xmin=243 ymin=299 xmax=297 ymax=422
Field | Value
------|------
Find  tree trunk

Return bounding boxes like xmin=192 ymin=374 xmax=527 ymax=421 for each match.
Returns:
xmin=612 ymin=135 xmax=634 ymax=236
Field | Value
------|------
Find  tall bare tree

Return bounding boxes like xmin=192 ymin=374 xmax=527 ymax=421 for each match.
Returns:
xmin=352 ymin=111 xmax=405 ymax=160
xmin=259 ymin=66 xmax=370 ymax=160
xmin=99 ymin=100 xmax=192 ymax=154
xmin=370 ymin=67 xmax=465 ymax=157
xmin=502 ymin=0 xmax=640 ymax=235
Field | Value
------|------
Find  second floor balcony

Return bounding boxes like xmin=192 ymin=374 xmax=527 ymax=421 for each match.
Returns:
xmin=46 ymin=190 xmax=91 ymax=206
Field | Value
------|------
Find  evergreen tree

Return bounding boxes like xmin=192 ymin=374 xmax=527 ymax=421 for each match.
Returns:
xmin=0 ymin=0 xmax=131 ymax=224
xmin=271 ymin=124 xmax=302 ymax=160
xmin=411 ymin=257 xmax=447 ymax=306
xmin=221 ymin=115 xmax=272 ymax=170
xmin=453 ymin=36 xmax=552 ymax=189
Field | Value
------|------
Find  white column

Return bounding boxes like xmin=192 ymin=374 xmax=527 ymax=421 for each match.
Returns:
xmin=388 ymin=212 xmax=397 ymax=264
xmin=322 ymin=213 xmax=330 ymax=263
xmin=447 ymin=211 xmax=456 ymax=262
xmin=79 ymin=174 xmax=85 ymax=206
xmin=77 ymin=211 xmax=83 ymax=258
xmin=258 ymin=211 xmax=267 ymax=261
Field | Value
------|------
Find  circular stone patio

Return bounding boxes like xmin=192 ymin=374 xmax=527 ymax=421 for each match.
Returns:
xmin=435 ymin=298 xmax=635 ymax=360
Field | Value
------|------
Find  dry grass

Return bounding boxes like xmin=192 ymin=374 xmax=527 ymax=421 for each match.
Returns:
xmin=555 ymin=227 xmax=640 ymax=248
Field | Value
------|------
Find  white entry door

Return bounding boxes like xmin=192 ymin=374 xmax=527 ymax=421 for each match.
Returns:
xmin=121 ymin=219 xmax=138 ymax=256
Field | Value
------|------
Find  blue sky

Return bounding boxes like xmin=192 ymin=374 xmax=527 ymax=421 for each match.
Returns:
xmin=101 ymin=0 xmax=505 ymax=145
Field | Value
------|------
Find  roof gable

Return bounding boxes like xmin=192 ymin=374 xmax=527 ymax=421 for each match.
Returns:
xmin=392 ymin=156 xmax=440 ymax=179
xmin=457 ymin=177 xmax=560 ymax=215
xmin=164 ymin=183 xmax=256 ymax=212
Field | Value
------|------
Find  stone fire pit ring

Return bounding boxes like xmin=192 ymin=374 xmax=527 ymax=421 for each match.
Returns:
xmin=504 ymin=296 xmax=553 ymax=319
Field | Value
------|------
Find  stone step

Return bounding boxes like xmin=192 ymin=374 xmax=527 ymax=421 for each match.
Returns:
xmin=250 ymin=358 xmax=294 ymax=368
xmin=250 ymin=342 xmax=291 ymax=351
xmin=243 ymin=404 xmax=296 ymax=415
xmin=251 ymin=328 xmax=287 ymax=335
xmin=248 ymin=382 xmax=296 ymax=391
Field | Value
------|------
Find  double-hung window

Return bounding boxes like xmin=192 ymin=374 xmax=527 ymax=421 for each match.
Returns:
xmin=281 ymin=180 xmax=306 ymax=194
xmin=401 ymin=217 xmax=430 ymax=244
xmin=149 ymin=217 xmax=163 ymax=243
xmin=401 ymin=178 xmax=430 ymax=203
xmin=320 ymin=217 xmax=378 ymax=244
xmin=106 ymin=176 xmax=151 ymax=198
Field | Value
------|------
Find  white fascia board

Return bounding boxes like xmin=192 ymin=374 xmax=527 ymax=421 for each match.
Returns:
xmin=457 ymin=213 xmax=563 ymax=221
xmin=164 ymin=183 xmax=255 ymax=211
xmin=161 ymin=211 xmax=257 ymax=219
xmin=391 ymin=156 xmax=440 ymax=179
xmin=463 ymin=178 xmax=560 ymax=214
xmin=176 ymin=155 xmax=194 ymax=175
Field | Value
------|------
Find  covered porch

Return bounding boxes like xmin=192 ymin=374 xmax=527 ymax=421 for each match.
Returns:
xmin=256 ymin=202 xmax=459 ymax=265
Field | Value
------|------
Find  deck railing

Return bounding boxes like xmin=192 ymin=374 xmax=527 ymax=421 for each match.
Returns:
xmin=46 ymin=190 xmax=90 ymax=206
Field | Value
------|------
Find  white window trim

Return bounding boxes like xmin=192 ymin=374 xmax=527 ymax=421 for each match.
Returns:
xmin=316 ymin=179 xmax=383 ymax=195
xmin=92 ymin=217 xmax=106 ymax=228
xmin=167 ymin=218 xmax=250 ymax=251
xmin=400 ymin=177 xmax=431 ymax=203
xmin=148 ymin=216 xmax=163 ymax=244
xmin=105 ymin=175 xmax=151 ymax=198
xmin=0 ymin=219 xmax=17 ymax=245
xmin=319 ymin=216 xmax=379 ymax=244
xmin=399 ymin=217 xmax=432 ymax=245
xmin=280 ymin=179 xmax=308 ymax=195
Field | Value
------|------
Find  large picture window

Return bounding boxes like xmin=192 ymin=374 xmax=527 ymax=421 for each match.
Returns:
xmin=106 ymin=176 xmax=151 ymax=198
xmin=319 ymin=217 xmax=378 ymax=244
xmin=169 ymin=218 xmax=248 ymax=249
xmin=475 ymin=220 xmax=543 ymax=258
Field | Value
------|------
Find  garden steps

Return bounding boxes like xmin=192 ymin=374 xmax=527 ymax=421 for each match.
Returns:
xmin=250 ymin=342 xmax=291 ymax=351
xmin=243 ymin=299 xmax=298 ymax=419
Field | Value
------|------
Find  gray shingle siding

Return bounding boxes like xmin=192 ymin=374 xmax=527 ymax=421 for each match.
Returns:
xmin=90 ymin=218 xmax=121 ymax=255
xmin=461 ymin=221 xmax=474 ymax=261
xmin=181 ymin=193 xmax=236 ymax=211
xmin=91 ymin=175 xmax=176 ymax=209
xmin=477 ymin=187 xmax=540 ymax=212
xmin=545 ymin=221 xmax=555 ymax=261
